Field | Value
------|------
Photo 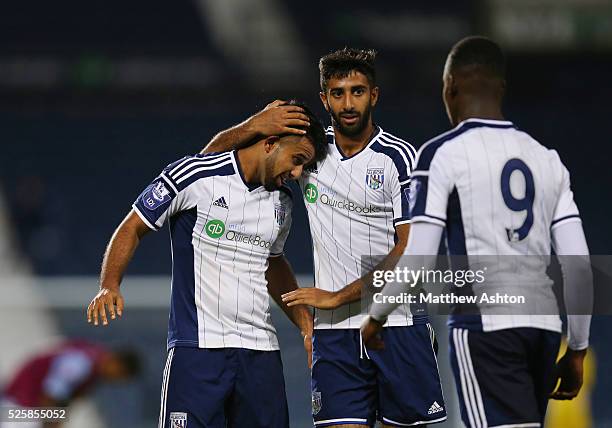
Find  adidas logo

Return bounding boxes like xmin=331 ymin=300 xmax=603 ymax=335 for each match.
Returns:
xmin=427 ymin=401 xmax=444 ymax=415
xmin=213 ymin=197 xmax=228 ymax=209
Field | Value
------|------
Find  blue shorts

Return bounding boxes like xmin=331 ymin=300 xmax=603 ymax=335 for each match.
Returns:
xmin=159 ymin=347 xmax=289 ymax=428
xmin=449 ymin=327 xmax=561 ymax=428
xmin=311 ymin=324 xmax=447 ymax=427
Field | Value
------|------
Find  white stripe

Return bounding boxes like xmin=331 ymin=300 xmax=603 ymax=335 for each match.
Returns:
xmin=132 ymin=204 xmax=158 ymax=231
xmin=314 ymin=417 xmax=368 ymax=425
xmin=175 ymin=159 xmax=233 ymax=184
xmin=168 ymin=152 xmax=227 ymax=176
xmin=454 ymin=329 xmax=479 ymax=428
xmin=171 ymin=154 xmax=232 ymax=181
xmin=488 ymin=424 xmax=540 ymax=428
xmin=158 ymin=348 xmax=175 ymax=428
xmin=394 ymin=219 xmax=411 ymax=226
xmin=410 ymin=171 xmax=429 ymax=178
xmin=377 ymin=138 xmax=413 ymax=174
xmin=382 ymin=416 xmax=447 ymax=426
xmin=400 ymin=178 xmax=411 ymax=185
xmin=380 ymin=132 xmax=414 ymax=170
xmin=462 ymin=329 xmax=488 ymax=427
xmin=160 ymin=173 xmax=178 ymax=194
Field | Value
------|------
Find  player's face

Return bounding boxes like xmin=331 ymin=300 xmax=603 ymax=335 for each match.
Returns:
xmin=320 ymin=71 xmax=378 ymax=137
xmin=263 ymin=135 xmax=315 ymax=191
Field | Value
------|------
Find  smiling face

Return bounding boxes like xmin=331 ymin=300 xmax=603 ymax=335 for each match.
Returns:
xmin=262 ymin=135 xmax=315 ymax=191
xmin=320 ymin=70 xmax=378 ymax=137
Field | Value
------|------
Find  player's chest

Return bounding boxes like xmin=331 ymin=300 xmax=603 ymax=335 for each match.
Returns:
xmin=301 ymin=155 xmax=391 ymax=211
xmin=194 ymin=182 xmax=286 ymax=250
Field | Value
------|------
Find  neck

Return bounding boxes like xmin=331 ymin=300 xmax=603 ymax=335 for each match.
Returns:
xmin=334 ymin=119 xmax=375 ymax=157
xmin=454 ymin=96 xmax=504 ymax=125
xmin=236 ymin=145 xmax=261 ymax=184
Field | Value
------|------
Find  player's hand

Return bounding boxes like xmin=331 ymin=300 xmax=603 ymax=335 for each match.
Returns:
xmin=360 ymin=316 xmax=385 ymax=350
xmin=550 ymin=348 xmax=587 ymax=400
xmin=281 ymin=288 xmax=340 ymax=310
xmin=246 ymin=100 xmax=310 ymax=137
xmin=87 ymin=286 xmax=124 ymax=326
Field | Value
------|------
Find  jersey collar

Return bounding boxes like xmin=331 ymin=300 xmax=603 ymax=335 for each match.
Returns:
xmin=231 ymin=151 xmax=262 ymax=192
xmin=331 ymin=125 xmax=383 ymax=161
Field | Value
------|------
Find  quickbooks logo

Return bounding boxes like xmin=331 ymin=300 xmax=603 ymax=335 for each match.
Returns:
xmin=205 ymin=220 xmax=225 ymax=238
xmin=304 ymin=184 xmax=318 ymax=203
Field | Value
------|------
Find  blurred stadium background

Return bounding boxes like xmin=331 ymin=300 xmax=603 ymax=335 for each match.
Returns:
xmin=1 ymin=1 xmax=611 ymax=427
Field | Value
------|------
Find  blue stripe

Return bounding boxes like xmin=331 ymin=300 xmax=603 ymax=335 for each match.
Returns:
xmin=370 ymin=141 xmax=410 ymax=182
xmin=167 ymin=208 xmax=199 ymax=349
xmin=381 ymin=132 xmax=417 ymax=161
xmin=446 ymin=187 xmax=466 ymax=256
xmin=169 ymin=155 xmax=233 ymax=182
xmin=551 ymin=214 xmax=580 ymax=225
xmin=174 ymin=163 xmax=235 ymax=192
xmin=415 ymin=120 xmax=515 ymax=172
xmin=279 ymin=185 xmax=293 ymax=200
xmin=408 ymin=175 xmax=428 ymax=218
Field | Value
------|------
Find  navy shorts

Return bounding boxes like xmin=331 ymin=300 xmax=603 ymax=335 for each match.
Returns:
xmin=159 ymin=347 xmax=289 ymax=428
xmin=311 ymin=324 xmax=447 ymax=427
xmin=449 ymin=327 xmax=561 ymax=428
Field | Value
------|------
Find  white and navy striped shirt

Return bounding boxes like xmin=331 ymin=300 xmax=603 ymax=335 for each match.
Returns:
xmin=133 ymin=151 xmax=292 ymax=351
xmin=300 ymin=126 xmax=425 ymax=329
xmin=410 ymin=118 xmax=581 ymax=333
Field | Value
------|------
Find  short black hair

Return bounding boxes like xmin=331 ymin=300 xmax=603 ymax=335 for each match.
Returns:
xmin=319 ymin=47 xmax=377 ymax=92
xmin=114 ymin=348 xmax=142 ymax=377
xmin=447 ymin=36 xmax=506 ymax=79
xmin=281 ymin=100 xmax=327 ymax=163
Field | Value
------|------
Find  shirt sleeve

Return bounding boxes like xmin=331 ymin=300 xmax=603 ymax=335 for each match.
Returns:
xmin=42 ymin=351 xmax=93 ymax=402
xmin=270 ymin=188 xmax=293 ymax=256
xmin=409 ymin=146 xmax=455 ymax=227
xmin=550 ymin=150 xmax=581 ymax=230
xmin=132 ymin=157 xmax=198 ymax=231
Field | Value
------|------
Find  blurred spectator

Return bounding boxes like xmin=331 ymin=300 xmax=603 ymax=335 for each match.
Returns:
xmin=0 ymin=340 xmax=140 ymax=428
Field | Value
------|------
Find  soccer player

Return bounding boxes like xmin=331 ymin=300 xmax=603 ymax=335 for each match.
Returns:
xmin=361 ymin=36 xmax=593 ymax=428
xmin=202 ymin=51 xmax=446 ymax=427
xmin=86 ymin=102 xmax=327 ymax=428
xmin=1 ymin=340 xmax=139 ymax=428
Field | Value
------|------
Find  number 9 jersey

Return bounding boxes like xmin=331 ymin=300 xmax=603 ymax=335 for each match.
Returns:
xmin=409 ymin=118 xmax=581 ymax=333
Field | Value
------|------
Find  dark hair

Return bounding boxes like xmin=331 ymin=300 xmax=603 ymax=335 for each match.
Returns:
xmin=281 ymin=100 xmax=327 ymax=163
xmin=114 ymin=348 xmax=142 ymax=376
xmin=319 ymin=47 xmax=377 ymax=92
xmin=447 ymin=36 xmax=506 ymax=79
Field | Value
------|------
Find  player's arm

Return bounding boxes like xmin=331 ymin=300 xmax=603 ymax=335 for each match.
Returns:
xmin=361 ymin=222 xmax=443 ymax=349
xmin=87 ymin=210 xmax=151 ymax=326
xmin=281 ymin=224 xmax=411 ymax=310
xmin=266 ymin=255 xmax=314 ymax=367
xmin=201 ymin=100 xmax=310 ymax=154
xmin=550 ymin=220 xmax=593 ymax=400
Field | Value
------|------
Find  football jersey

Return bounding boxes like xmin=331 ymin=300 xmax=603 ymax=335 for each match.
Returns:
xmin=410 ymin=118 xmax=581 ymax=333
xmin=300 ymin=125 xmax=426 ymax=329
xmin=133 ymin=151 xmax=292 ymax=351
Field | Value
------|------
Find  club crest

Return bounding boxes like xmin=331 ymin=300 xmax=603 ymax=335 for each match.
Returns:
xmin=312 ymin=391 xmax=322 ymax=415
xmin=274 ymin=204 xmax=286 ymax=226
xmin=169 ymin=412 xmax=187 ymax=428
xmin=366 ymin=168 xmax=384 ymax=190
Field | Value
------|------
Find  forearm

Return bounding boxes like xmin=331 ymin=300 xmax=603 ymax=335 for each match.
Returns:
xmin=370 ymin=222 xmax=443 ymax=322
xmin=201 ymin=119 xmax=259 ymax=154
xmin=266 ymin=256 xmax=313 ymax=335
xmin=552 ymin=221 xmax=593 ymax=350
xmin=100 ymin=213 xmax=147 ymax=289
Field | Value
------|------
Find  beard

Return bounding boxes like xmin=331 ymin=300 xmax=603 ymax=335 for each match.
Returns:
xmin=329 ymin=102 xmax=372 ymax=137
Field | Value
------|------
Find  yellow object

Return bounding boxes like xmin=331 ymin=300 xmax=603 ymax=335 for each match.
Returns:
xmin=545 ymin=339 xmax=596 ymax=428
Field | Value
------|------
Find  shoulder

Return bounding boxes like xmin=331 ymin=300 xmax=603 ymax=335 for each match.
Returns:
xmin=370 ymin=128 xmax=416 ymax=179
xmin=162 ymin=152 xmax=236 ymax=192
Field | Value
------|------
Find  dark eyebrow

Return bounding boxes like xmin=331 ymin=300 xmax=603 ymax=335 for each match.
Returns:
xmin=351 ymin=85 xmax=367 ymax=91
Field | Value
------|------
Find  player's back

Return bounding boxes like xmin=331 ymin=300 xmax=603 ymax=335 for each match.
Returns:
xmin=412 ymin=119 xmax=580 ymax=332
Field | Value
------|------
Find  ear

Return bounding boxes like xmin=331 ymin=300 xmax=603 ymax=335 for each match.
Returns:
xmin=263 ymin=135 xmax=280 ymax=154
xmin=444 ymin=73 xmax=457 ymax=99
xmin=370 ymin=86 xmax=379 ymax=107
xmin=319 ymin=91 xmax=330 ymax=112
